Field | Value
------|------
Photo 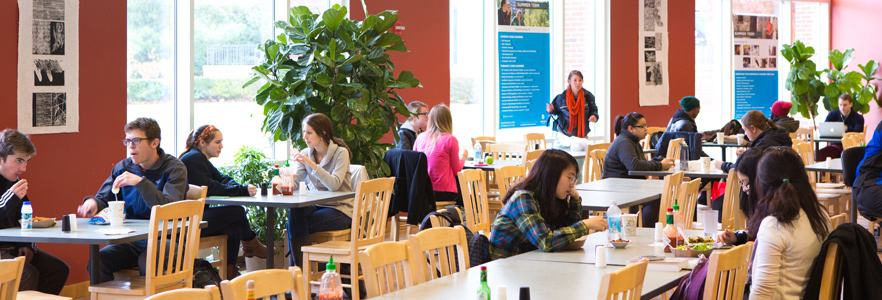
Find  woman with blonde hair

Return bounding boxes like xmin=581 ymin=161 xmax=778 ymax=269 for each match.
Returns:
xmin=414 ymin=104 xmax=468 ymax=205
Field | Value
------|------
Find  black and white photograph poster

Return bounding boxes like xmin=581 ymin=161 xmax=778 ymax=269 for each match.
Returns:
xmin=17 ymin=0 xmax=79 ymax=134
xmin=638 ymin=0 xmax=669 ymax=106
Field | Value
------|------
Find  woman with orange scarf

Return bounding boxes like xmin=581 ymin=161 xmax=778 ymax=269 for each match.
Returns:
xmin=546 ymin=70 xmax=599 ymax=138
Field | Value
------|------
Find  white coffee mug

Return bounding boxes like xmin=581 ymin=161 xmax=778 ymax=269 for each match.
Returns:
xmin=108 ymin=201 xmax=125 ymax=227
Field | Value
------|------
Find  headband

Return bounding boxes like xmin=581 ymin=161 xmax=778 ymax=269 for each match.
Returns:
xmin=197 ymin=125 xmax=218 ymax=144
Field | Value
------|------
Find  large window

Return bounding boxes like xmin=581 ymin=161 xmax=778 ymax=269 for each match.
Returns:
xmin=127 ymin=0 xmax=337 ymax=165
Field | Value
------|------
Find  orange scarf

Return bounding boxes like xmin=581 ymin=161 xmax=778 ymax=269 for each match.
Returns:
xmin=565 ymin=87 xmax=586 ymax=137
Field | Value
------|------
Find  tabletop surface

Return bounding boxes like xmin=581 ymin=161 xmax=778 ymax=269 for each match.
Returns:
xmin=0 ymin=219 xmax=191 ymax=245
xmin=371 ymin=257 xmax=688 ymax=300
xmin=510 ymin=229 xmax=711 ymax=269
xmin=805 ymin=158 xmax=842 ymax=173
xmin=204 ymin=190 xmax=354 ymax=208
xmin=702 ymin=143 xmax=742 ymax=147
xmin=629 ymin=168 xmax=728 ymax=179
xmin=576 ymin=178 xmax=665 ymax=194
xmin=463 ymin=159 xmax=523 ymax=170
xmin=815 ymin=137 xmax=842 ymax=142
xmin=578 ymin=190 xmax=661 ymax=211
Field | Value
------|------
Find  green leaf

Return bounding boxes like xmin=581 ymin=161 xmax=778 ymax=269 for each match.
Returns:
xmin=373 ymin=32 xmax=403 ymax=48
xmin=321 ymin=5 xmax=347 ymax=31
xmin=374 ymin=11 xmax=398 ymax=32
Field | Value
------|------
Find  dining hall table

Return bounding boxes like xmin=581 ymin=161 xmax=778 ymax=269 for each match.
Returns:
xmin=0 ymin=218 xmax=208 ymax=285
xmin=629 ymin=167 xmax=728 ymax=179
xmin=204 ymin=190 xmax=354 ymax=268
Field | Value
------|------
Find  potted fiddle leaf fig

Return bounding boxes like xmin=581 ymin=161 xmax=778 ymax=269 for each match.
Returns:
xmin=782 ymin=41 xmax=826 ymax=127
xmin=245 ymin=4 xmax=421 ymax=178
xmin=821 ymin=48 xmax=879 ymax=114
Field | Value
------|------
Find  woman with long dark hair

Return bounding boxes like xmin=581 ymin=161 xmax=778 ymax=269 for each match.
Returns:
xmin=179 ymin=125 xmax=265 ymax=279
xmin=715 ymin=148 xmax=764 ymax=245
xmin=489 ymin=149 xmax=608 ymax=259
xmin=286 ymin=113 xmax=354 ymax=268
xmin=748 ymin=147 xmax=830 ymax=299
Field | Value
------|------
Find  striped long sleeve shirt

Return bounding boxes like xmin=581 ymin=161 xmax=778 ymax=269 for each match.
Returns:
xmin=488 ymin=190 xmax=588 ymax=260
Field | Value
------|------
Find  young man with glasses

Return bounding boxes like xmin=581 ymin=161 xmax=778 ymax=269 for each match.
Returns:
xmin=395 ymin=101 xmax=429 ymax=150
xmin=77 ymin=117 xmax=188 ymax=284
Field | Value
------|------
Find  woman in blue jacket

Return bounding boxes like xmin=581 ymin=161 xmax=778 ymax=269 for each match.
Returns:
xmin=546 ymin=70 xmax=599 ymax=138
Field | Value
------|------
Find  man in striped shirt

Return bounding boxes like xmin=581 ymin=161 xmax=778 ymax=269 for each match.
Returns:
xmin=0 ymin=129 xmax=69 ymax=295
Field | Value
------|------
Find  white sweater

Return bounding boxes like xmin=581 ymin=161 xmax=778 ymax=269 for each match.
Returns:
xmin=750 ymin=210 xmax=829 ymax=300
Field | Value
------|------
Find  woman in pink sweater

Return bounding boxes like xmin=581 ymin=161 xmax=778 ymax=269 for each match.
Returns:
xmin=414 ymin=104 xmax=468 ymax=206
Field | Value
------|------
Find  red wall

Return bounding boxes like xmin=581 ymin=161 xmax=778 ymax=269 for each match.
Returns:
xmin=831 ymin=0 xmax=882 ymax=140
xmin=609 ymin=1 xmax=695 ymax=133
xmin=348 ymin=0 xmax=450 ymax=137
xmin=0 ymin=1 xmax=127 ymax=284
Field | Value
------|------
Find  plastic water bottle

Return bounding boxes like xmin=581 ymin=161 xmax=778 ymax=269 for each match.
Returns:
xmin=474 ymin=142 xmax=483 ymax=163
xmin=672 ymin=200 xmax=683 ymax=229
xmin=318 ymin=256 xmax=343 ymax=300
xmin=607 ymin=200 xmax=622 ymax=241
xmin=679 ymin=141 xmax=689 ymax=171
xmin=21 ymin=201 xmax=33 ymax=231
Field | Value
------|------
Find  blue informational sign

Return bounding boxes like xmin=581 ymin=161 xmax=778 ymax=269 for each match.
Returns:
xmin=498 ymin=31 xmax=550 ymax=129
xmin=733 ymin=70 xmax=779 ymax=119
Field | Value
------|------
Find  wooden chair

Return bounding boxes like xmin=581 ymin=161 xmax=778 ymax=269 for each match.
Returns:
xmin=523 ymin=149 xmax=544 ymax=164
xmin=219 ymin=267 xmax=303 ymax=300
xmin=582 ymin=143 xmax=611 ymax=183
xmin=358 ymin=241 xmax=416 ymax=297
xmin=597 ymin=258 xmax=648 ymax=300
xmin=830 ymin=213 xmax=847 ymax=229
xmin=793 ymin=142 xmax=816 ymax=181
xmin=676 ymin=178 xmax=702 ymax=229
xmin=495 ymin=165 xmax=526 ymax=207
xmin=186 ymin=185 xmax=229 ymax=280
xmin=640 ymin=127 xmax=666 ymax=158
xmin=657 ymin=172 xmax=685 ymax=224
xmin=524 ymin=133 xmax=546 ymax=150
xmin=793 ymin=127 xmax=815 ymax=150
xmin=0 ymin=256 xmax=25 ymax=300
xmin=721 ymin=170 xmax=745 ymax=231
xmin=842 ymin=133 xmax=861 ymax=150
xmin=486 ymin=143 xmax=527 ymax=161
xmin=457 ymin=169 xmax=492 ymax=235
xmin=470 ymin=136 xmax=495 ymax=148
xmin=704 ymin=242 xmax=754 ymax=300
xmin=89 ymin=199 xmax=206 ymax=300
xmin=666 ymin=138 xmax=685 ymax=160
xmin=408 ymin=226 xmax=470 ymax=284
xmin=524 ymin=159 xmax=537 ymax=176
xmin=817 ymin=242 xmax=843 ymax=300
xmin=145 ymin=287 xmax=221 ymax=300
xmin=314 ymin=165 xmax=372 ymax=242
xmin=587 ymin=149 xmax=607 ymax=183
xmin=301 ymin=177 xmax=395 ymax=300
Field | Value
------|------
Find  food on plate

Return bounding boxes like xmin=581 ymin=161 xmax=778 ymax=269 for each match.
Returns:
xmin=687 ymin=236 xmax=714 ymax=244
xmin=676 ymin=243 xmax=714 ymax=251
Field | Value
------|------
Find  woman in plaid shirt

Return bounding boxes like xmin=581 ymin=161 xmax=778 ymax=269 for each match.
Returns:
xmin=489 ymin=149 xmax=608 ymax=259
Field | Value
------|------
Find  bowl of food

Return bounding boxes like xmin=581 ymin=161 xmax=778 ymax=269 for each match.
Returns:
xmin=563 ymin=236 xmax=587 ymax=250
xmin=20 ymin=217 xmax=56 ymax=228
xmin=672 ymin=243 xmax=715 ymax=258
xmin=610 ymin=239 xmax=630 ymax=249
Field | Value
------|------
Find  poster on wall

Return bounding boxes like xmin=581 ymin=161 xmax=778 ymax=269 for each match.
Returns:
xmin=497 ymin=0 xmax=550 ymax=129
xmin=17 ymin=0 xmax=79 ymax=134
xmin=638 ymin=0 xmax=669 ymax=106
xmin=732 ymin=13 xmax=778 ymax=119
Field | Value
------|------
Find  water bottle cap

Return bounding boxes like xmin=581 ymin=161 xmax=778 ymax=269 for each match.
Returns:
xmin=285 ymin=160 xmax=290 ymax=167
xmin=673 ymin=200 xmax=679 ymax=210
xmin=23 ymin=201 xmax=30 ymax=205
xmin=326 ymin=256 xmax=336 ymax=271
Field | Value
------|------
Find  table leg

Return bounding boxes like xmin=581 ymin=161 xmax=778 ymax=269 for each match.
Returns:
xmin=720 ymin=146 xmax=727 ymax=162
xmin=266 ymin=206 xmax=275 ymax=268
xmin=90 ymin=245 xmax=100 ymax=285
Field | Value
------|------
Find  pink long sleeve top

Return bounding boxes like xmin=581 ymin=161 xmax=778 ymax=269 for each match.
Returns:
xmin=413 ymin=133 xmax=463 ymax=193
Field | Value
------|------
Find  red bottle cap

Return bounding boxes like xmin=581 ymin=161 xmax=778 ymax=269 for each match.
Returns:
xmin=481 ymin=266 xmax=487 ymax=271
xmin=667 ymin=208 xmax=673 ymax=212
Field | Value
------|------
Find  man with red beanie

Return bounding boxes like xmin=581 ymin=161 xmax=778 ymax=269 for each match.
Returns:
xmin=769 ymin=101 xmax=799 ymax=132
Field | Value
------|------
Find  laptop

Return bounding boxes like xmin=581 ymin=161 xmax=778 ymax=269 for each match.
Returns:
xmin=819 ymin=122 xmax=845 ymax=138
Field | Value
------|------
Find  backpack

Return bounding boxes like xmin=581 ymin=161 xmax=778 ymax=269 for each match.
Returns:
xmin=192 ymin=258 xmax=222 ymax=288
xmin=418 ymin=206 xmax=491 ymax=267
xmin=670 ymin=256 xmax=709 ymax=300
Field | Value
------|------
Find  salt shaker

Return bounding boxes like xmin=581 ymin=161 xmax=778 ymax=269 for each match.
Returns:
xmin=595 ymin=245 xmax=607 ymax=268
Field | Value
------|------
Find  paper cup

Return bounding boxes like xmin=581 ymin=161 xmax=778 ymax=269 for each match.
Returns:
xmin=701 ymin=157 xmax=711 ymax=173
xmin=736 ymin=134 xmax=745 ymax=145
xmin=68 ymin=213 xmax=78 ymax=232
xmin=109 ymin=201 xmax=125 ymax=227
xmin=716 ymin=132 xmax=725 ymax=144
xmin=299 ymin=182 xmax=307 ymax=195
xmin=622 ymin=214 xmax=639 ymax=238
xmin=826 ymin=157 xmax=832 ymax=169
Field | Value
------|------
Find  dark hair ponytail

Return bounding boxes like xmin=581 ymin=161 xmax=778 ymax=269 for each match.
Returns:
xmin=180 ymin=124 xmax=219 ymax=158
xmin=614 ymin=112 xmax=645 ymax=136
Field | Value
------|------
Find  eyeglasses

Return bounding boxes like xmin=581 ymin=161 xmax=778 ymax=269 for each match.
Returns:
xmin=122 ymin=137 xmax=153 ymax=146
xmin=415 ymin=112 xmax=428 ymax=116
xmin=567 ymin=174 xmax=578 ymax=184
xmin=738 ymin=179 xmax=750 ymax=189
xmin=632 ymin=124 xmax=647 ymax=129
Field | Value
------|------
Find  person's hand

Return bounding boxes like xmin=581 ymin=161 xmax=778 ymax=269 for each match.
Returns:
xmin=736 ymin=148 xmax=746 ymax=156
xmin=582 ymin=216 xmax=608 ymax=231
xmin=18 ymin=246 xmax=34 ymax=263
xmin=247 ymin=184 xmax=258 ymax=197
xmin=291 ymin=153 xmax=317 ymax=170
xmin=661 ymin=158 xmax=674 ymax=170
xmin=546 ymin=103 xmax=554 ymax=113
xmin=567 ymin=188 xmax=581 ymax=202
xmin=588 ymin=115 xmax=597 ymax=122
xmin=714 ymin=160 xmax=725 ymax=170
xmin=113 ymin=171 xmax=143 ymax=189
xmin=9 ymin=179 xmax=27 ymax=199
xmin=461 ymin=149 xmax=469 ymax=162
xmin=716 ymin=229 xmax=737 ymax=244
xmin=78 ymin=198 xmax=99 ymax=218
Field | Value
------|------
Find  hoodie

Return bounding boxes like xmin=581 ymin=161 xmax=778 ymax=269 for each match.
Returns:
xmin=770 ymin=115 xmax=800 ymax=133
xmin=0 ymin=177 xmax=34 ymax=250
xmin=665 ymin=109 xmax=698 ymax=133
xmin=83 ymin=148 xmax=188 ymax=220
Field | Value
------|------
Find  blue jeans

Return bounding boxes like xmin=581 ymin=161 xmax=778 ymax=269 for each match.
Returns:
xmin=202 ymin=205 xmax=256 ymax=263
xmin=286 ymin=205 xmax=351 ymax=239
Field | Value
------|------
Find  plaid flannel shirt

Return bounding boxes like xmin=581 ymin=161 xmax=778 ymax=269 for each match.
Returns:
xmin=488 ymin=190 xmax=588 ymax=260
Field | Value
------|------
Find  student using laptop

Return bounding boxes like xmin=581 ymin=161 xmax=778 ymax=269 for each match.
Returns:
xmin=819 ymin=94 xmax=865 ymax=159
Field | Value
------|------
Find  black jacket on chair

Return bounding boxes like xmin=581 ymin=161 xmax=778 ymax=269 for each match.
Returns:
xmin=654 ymin=131 xmax=705 ymax=161
xmin=383 ymin=149 xmax=435 ymax=225
xmin=803 ymin=223 xmax=882 ymax=300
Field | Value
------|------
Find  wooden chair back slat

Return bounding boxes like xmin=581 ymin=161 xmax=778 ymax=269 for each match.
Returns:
xmin=598 ymin=259 xmax=648 ymax=300
xmin=818 ymin=242 xmax=843 ymax=300
xmin=721 ymin=170 xmax=745 ymax=231
xmin=495 ymin=165 xmax=526 ymax=204
xmin=588 ymin=149 xmax=608 ymax=183
xmin=409 ymin=226 xmax=470 ymax=284
xmin=583 ymin=143 xmax=611 ymax=182
xmin=145 ymin=287 xmax=222 ymax=300
xmin=486 ymin=143 xmax=528 ymax=161
xmin=525 ymin=159 xmax=537 ymax=176
xmin=146 ymin=199 xmax=206 ymax=295
xmin=523 ymin=149 xmax=544 ymax=164
xmin=524 ymin=133 xmax=546 ymax=150
xmin=658 ymin=172 xmax=685 ymax=223
xmin=0 ymin=256 xmax=25 ymax=300
xmin=704 ymin=242 xmax=754 ymax=300
xmin=666 ymin=138 xmax=685 ymax=160
xmin=677 ymin=178 xmax=702 ymax=229
xmin=351 ymin=178 xmax=396 ymax=249
xmin=458 ymin=169 xmax=491 ymax=234
xmin=218 ymin=267 xmax=303 ymax=300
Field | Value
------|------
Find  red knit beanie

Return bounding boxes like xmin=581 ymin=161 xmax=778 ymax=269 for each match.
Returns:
xmin=771 ymin=101 xmax=792 ymax=117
